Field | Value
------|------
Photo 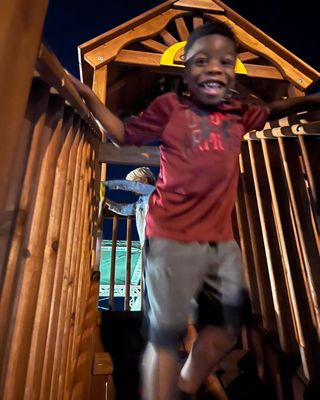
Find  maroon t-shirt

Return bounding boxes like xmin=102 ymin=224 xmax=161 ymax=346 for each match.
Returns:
xmin=125 ymin=92 xmax=268 ymax=242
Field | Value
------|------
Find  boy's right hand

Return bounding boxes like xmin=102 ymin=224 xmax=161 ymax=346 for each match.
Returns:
xmin=65 ymin=69 xmax=91 ymax=97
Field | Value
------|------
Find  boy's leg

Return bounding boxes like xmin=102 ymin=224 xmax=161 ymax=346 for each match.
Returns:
xmin=142 ymin=238 xmax=209 ymax=400
xmin=178 ymin=240 xmax=248 ymax=394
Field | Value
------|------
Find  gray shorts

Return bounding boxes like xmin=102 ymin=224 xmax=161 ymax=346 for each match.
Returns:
xmin=143 ymin=237 xmax=250 ymax=348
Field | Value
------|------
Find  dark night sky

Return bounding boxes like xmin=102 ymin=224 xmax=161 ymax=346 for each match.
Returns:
xmin=44 ymin=0 xmax=320 ymax=76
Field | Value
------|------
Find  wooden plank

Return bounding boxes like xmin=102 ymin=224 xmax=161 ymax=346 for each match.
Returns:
xmin=115 ymin=49 xmax=161 ymax=67
xmin=235 ymin=185 xmax=262 ymax=317
xmin=261 ymin=139 xmax=319 ymax=380
xmin=124 ymin=217 xmax=132 ymax=311
xmin=39 ymin=119 xmax=81 ymax=400
xmin=141 ymin=39 xmax=168 ymax=53
xmin=278 ymin=138 xmax=320 ymax=336
xmin=93 ymin=66 xmax=108 ymax=104
xmin=84 ymin=9 xmax=184 ymax=68
xmin=193 ymin=16 xmax=203 ymax=30
xmin=109 ymin=216 xmax=118 ymax=310
xmin=239 ymin=146 xmax=276 ymax=333
xmin=114 ymin=49 xmax=284 ymax=81
xmin=24 ymin=107 xmax=75 ymax=399
xmin=2 ymin=95 xmax=65 ymax=400
xmin=64 ymin=139 xmax=94 ymax=399
xmin=175 ymin=17 xmax=190 ymax=41
xmin=247 ymin=140 xmax=297 ymax=354
xmin=99 ymin=143 xmax=160 ymax=166
xmin=49 ymin=133 xmax=85 ymax=400
xmin=244 ymin=64 xmax=284 ymax=80
xmin=174 ymin=0 xmax=225 ymax=13
xmin=0 ymin=1 xmax=49 ymax=270
xmin=0 ymin=80 xmax=50 ymax=381
xmin=238 ymin=51 xmax=259 ymax=62
xmin=57 ymin=139 xmax=91 ymax=399
xmin=159 ymin=28 xmax=179 ymax=46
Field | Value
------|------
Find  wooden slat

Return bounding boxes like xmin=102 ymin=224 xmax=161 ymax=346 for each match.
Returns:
xmin=115 ymin=49 xmax=161 ymax=67
xmin=238 ymin=51 xmax=259 ymax=62
xmin=99 ymin=143 xmax=160 ymax=166
xmin=57 ymin=138 xmax=91 ymax=399
xmin=64 ymin=138 xmax=94 ymax=399
xmin=247 ymin=140 xmax=297 ymax=353
xmin=193 ymin=16 xmax=203 ymax=29
xmin=239 ymin=147 xmax=276 ymax=333
xmin=261 ymin=139 xmax=319 ymax=380
xmin=159 ymin=28 xmax=179 ymax=46
xmin=84 ymin=9 xmax=184 ymax=68
xmin=39 ymin=119 xmax=81 ymax=400
xmin=278 ymin=138 xmax=320 ymax=335
xmin=175 ymin=17 xmax=190 ymax=41
xmin=141 ymin=39 xmax=168 ymax=53
xmin=0 ymin=1 xmax=49 ymax=278
xmin=2 ymin=95 xmax=65 ymax=400
xmin=109 ymin=216 xmax=118 ymax=311
xmin=49 ymin=133 xmax=85 ymax=400
xmin=174 ymin=0 xmax=225 ymax=13
xmin=0 ymin=80 xmax=50 ymax=387
xmin=234 ymin=189 xmax=262 ymax=317
xmin=93 ymin=66 xmax=108 ymax=104
xmin=124 ymin=217 xmax=132 ymax=311
xmin=244 ymin=64 xmax=284 ymax=80
xmin=24 ymin=107 xmax=75 ymax=399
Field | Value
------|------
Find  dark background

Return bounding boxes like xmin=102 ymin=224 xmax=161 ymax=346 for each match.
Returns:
xmin=43 ymin=0 xmax=320 ymax=240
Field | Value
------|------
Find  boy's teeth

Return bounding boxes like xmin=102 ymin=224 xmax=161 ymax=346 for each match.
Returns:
xmin=204 ymin=82 xmax=221 ymax=88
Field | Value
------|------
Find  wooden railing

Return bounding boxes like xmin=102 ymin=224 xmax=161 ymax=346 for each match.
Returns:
xmin=100 ymin=126 xmax=320 ymax=398
xmin=0 ymin=3 xmax=104 ymax=397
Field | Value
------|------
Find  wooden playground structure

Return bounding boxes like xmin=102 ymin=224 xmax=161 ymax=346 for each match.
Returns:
xmin=1 ymin=1 xmax=320 ymax=399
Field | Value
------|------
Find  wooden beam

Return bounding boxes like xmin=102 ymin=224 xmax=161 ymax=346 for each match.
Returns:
xmin=115 ymin=49 xmax=161 ymax=67
xmin=174 ymin=0 xmax=225 ymax=13
xmin=193 ymin=16 xmax=203 ymax=29
xmin=0 ymin=0 xmax=49 ymax=284
xmin=114 ymin=49 xmax=284 ymax=81
xmin=175 ymin=17 xmax=190 ymax=41
xmin=159 ymin=28 xmax=179 ymax=46
xmin=244 ymin=64 xmax=284 ymax=80
xmin=99 ymin=143 xmax=160 ymax=166
xmin=84 ymin=9 xmax=185 ymax=68
xmin=238 ymin=51 xmax=259 ymax=62
xmin=140 ymin=39 xmax=168 ymax=53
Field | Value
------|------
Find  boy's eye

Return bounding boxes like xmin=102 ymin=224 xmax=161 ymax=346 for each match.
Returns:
xmin=193 ymin=58 xmax=208 ymax=66
xmin=222 ymin=58 xmax=235 ymax=67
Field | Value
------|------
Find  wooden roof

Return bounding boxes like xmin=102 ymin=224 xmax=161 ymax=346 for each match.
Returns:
xmin=78 ymin=0 xmax=320 ymax=127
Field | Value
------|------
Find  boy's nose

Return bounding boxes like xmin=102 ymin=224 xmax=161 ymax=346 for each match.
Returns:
xmin=205 ymin=60 xmax=222 ymax=74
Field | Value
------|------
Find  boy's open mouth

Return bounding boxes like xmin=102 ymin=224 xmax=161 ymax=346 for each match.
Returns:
xmin=199 ymin=81 xmax=225 ymax=97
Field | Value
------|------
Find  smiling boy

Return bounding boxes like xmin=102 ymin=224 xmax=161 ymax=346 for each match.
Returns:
xmin=68 ymin=20 xmax=320 ymax=399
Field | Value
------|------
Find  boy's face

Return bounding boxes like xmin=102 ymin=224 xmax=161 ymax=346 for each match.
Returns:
xmin=184 ymin=34 xmax=236 ymax=106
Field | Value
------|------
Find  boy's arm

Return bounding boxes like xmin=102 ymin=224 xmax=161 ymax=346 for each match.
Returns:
xmin=67 ymin=72 xmax=126 ymax=145
xmin=267 ymin=92 xmax=320 ymax=121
